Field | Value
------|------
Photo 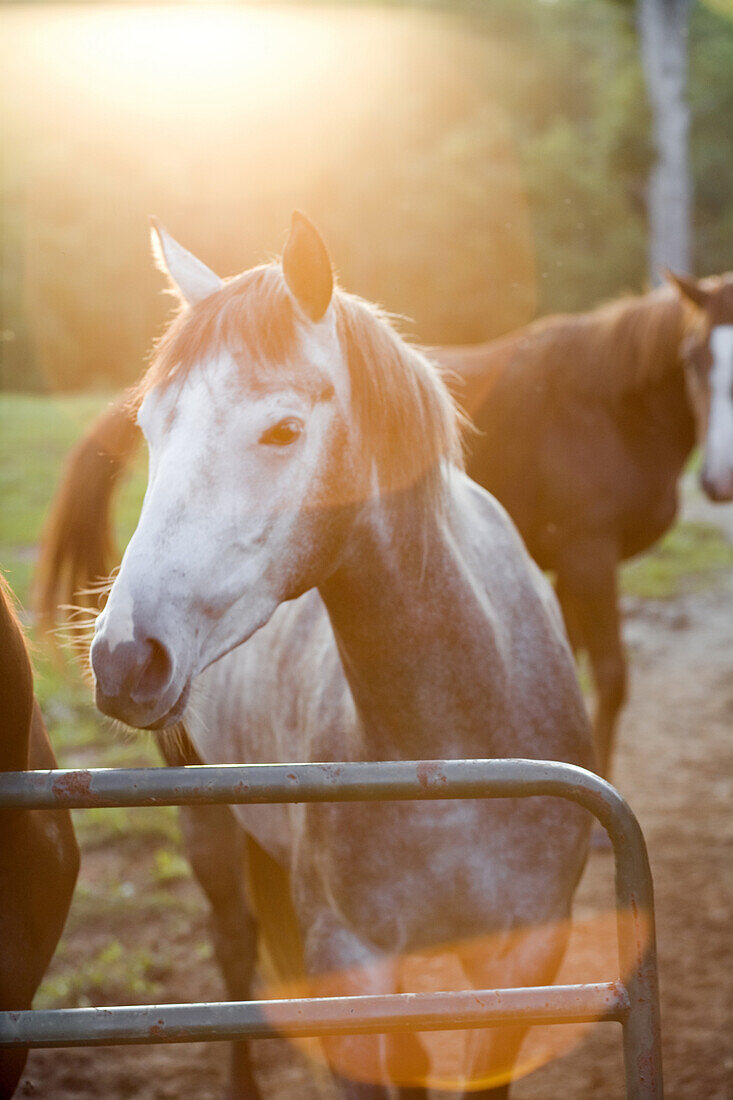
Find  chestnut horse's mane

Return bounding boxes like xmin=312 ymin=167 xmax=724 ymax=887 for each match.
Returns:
xmin=503 ymin=285 xmax=689 ymax=402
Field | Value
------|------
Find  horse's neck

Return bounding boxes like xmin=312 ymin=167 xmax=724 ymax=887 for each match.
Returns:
xmin=0 ymin=596 xmax=33 ymax=771
xmin=318 ymin=478 xmax=505 ymax=760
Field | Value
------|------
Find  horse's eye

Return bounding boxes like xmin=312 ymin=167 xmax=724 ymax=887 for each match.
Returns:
xmin=259 ymin=417 xmax=303 ymax=447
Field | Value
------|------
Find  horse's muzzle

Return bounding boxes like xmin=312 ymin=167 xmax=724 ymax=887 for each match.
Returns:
xmin=700 ymin=467 xmax=733 ymax=503
xmin=91 ymin=632 xmax=187 ymax=729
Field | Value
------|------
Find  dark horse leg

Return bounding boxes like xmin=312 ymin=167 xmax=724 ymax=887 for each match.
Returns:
xmin=157 ymin=731 xmax=262 ymax=1100
xmin=555 ymin=540 xmax=626 ymax=779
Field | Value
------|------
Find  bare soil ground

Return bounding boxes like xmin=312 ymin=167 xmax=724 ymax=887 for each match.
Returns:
xmin=16 ymin=495 xmax=733 ymax=1100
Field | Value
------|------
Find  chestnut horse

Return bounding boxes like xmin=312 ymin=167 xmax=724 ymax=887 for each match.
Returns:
xmin=433 ymin=270 xmax=733 ymax=774
xmin=35 ymin=274 xmax=733 ymax=779
xmin=79 ymin=213 xmax=593 ymax=1098
xmin=0 ymin=574 xmax=78 ymax=1098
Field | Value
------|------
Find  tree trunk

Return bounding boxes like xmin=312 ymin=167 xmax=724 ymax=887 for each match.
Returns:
xmin=637 ymin=0 xmax=693 ymax=280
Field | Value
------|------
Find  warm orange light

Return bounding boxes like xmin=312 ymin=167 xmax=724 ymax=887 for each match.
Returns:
xmin=262 ymin=908 xmax=649 ymax=1092
xmin=9 ymin=5 xmax=406 ymax=134
xmin=2 ymin=4 xmax=536 ymax=391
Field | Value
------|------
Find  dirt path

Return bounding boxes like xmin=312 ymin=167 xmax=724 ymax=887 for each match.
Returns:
xmin=515 ymin=486 xmax=733 ymax=1099
xmin=17 ymin=490 xmax=733 ymax=1099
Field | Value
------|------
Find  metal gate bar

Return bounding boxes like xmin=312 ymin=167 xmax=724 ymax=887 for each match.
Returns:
xmin=0 ymin=983 xmax=629 ymax=1047
xmin=0 ymin=759 xmax=663 ymax=1098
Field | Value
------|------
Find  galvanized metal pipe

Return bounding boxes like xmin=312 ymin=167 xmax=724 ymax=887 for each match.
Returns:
xmin=0 ymin=982 xmax=629 ymax=1049
xmin=0 ymin=759 xmax=663 ymax=1097
xmin=0 ymin=758 xmax=657 ymax=827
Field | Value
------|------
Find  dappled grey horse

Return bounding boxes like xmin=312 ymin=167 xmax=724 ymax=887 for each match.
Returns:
xmin=90 ymin=213 xmax=593 ymax=1098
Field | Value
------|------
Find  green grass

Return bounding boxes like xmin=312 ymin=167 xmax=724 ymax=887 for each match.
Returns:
xmin=0 ymin=393 xmax=109 ymax=548
xmin=72 ymin=804 xmax=180 ymax=850
xmin=0 ymin=390 xmax=151 ymax=764
xmin=62 ymin=874 xmax=203 ymax=934
xmin=620 ymin=520 xmax=733 ymax=600
xmin=0 ymin=391 xmax=146 ymax=607
xmin=35 ymin=939 xmax=166 ymax=1010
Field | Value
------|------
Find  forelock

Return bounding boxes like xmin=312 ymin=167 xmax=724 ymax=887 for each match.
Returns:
xmin=136 ymin=259 xmax=465 ymax=508
xmin=141 ymin=264 xmax=298 ymax=397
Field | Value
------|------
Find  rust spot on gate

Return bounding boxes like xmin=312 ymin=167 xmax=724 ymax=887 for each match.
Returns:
xmin=52 ymin=770 xmax=96 ymax=802
xmin=416 ymin=761 xmax=448 ymax=790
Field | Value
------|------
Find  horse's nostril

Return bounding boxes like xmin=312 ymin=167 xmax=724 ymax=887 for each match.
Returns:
xmin=132 ymin=637 xmax=174 ymax=702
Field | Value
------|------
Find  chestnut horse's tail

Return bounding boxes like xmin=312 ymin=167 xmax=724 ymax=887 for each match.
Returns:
xmin=34 ymin=393 xmax=141 ymax=634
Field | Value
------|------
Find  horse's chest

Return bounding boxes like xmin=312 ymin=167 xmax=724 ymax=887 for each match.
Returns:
xmin=618 ymin=383 xmax=694 ymax=478
xmin=614 ymin=394 xmax=692 ymax=553
xmin=304 ymin=805 xmax=479 ymax=950
xmin=295 ymin=798 xmax=580 ymax=954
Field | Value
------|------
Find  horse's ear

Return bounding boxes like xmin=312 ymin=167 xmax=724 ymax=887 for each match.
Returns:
xmin=282 ymin=212 xmax=334 ymax=323
xmin=663 ymin=269 xmax=710 ymax=310
xmin=149 ymin=217 xmax=222 ymax=306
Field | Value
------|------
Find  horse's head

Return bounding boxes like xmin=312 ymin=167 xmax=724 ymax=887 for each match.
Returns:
xmin=91 ymin=214 xmax=362 ymax=729
xmin=667 ymin=270 xmax=733 ymax=502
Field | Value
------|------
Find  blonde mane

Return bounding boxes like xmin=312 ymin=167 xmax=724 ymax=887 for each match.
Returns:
xmin=331 ymin=289 xmax=466 ymax=502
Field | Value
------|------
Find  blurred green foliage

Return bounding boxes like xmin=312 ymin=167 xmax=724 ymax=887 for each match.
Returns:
xmin=3 ymin=0 xmax=730 ymax=393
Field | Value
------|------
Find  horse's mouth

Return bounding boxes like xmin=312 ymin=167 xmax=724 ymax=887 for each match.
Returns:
xmin=95 ymin=679 xmax=191 ymax=731
xmin=700 ymin=469 xmax=733 ymax=502
xmin=706 ymin=485 xmax=733 ymax=503
xmin=143 ymin=681 xmax=192 ymax=730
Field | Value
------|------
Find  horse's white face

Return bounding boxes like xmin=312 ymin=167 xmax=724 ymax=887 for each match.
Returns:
xmin=671 ymin=272 xmax=733 ymax=502
xmin=703 ymin=324 xmax=733 ymax=500
xmin=92 ymin=215 xmax=358 ymax=729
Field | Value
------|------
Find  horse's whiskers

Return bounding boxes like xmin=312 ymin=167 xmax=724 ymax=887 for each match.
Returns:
xmin=74 ymin=576 xmax=116 ymax=605
xmin=101 ymin=713 xmax=145 ymax=742
xmin=42 ymin=603 xmax=97 ymax=682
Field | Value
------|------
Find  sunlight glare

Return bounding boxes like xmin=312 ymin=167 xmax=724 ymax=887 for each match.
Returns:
xmin=30 ymin=6 xmax=352 ymax=123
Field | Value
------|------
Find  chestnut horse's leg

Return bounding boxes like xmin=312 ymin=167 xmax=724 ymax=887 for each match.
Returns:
xmin=555 ymin=541 xmax=626 ymax=779
xmin=157 ymin=732 xmax=262 ymax=1100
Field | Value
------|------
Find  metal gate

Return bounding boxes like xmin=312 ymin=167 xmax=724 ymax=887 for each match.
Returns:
xmin=0 ymin=758 xmax=663 ymax=1098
